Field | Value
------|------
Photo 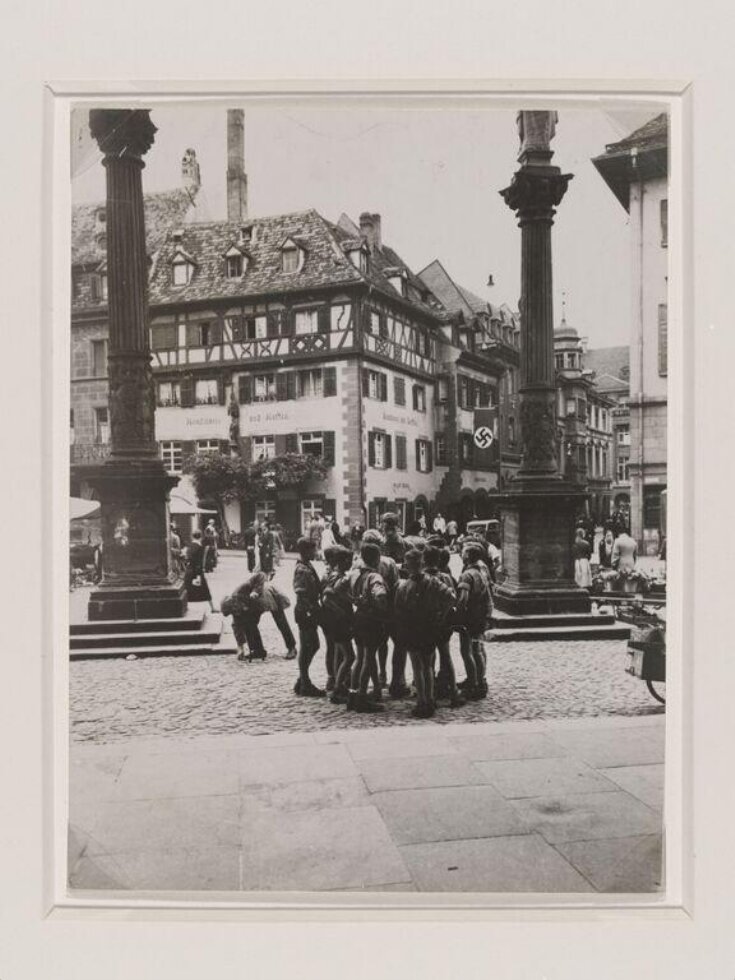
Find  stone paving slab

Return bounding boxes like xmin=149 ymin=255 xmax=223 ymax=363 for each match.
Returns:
xmin=554 ymin=834 xmax=663 ymax=893
xmin=344 ymin=733 xmax=459 ymax=761
xmin=356 ymin=754 xmax=487 ymax=793
xmin=240 ymin=805 xmax=411 ymax=891
xmin=371 ymin=785 xmax=527 ymax=845
xmin=548 ymin=726 xmax=665 ymax=768
xmin=447 ymin=731 xmax=566 ymax=762
xmin=598 ymin=764 xmax=665 ymax=812
xmin=398 ymin=834 xmax=596 ymax=893
xmin=113 ymin=749 xmax=240 ymax=800
xmin=240 ymin=777 xmax=370 ymax=815
xmin=70 ymin=844 xmax=242 ymax=891
xmin=474 ymin=756 xmax=619 ymax=800
xmin=510 ymin=790 xmax=663 ymax=844
xmin=238 ymin=743 xmax=357 ymax=787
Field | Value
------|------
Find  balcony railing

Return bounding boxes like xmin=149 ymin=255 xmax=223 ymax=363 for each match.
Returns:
xmin=71 ymin=443 xmax=111 ymax=465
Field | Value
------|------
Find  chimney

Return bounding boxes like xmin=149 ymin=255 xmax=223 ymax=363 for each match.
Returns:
xmin=359 ymin=211 xmax=382 ymax=252
xmin=181 ymin=148 xmax=201 ymax=194
xmin=227 ymin=109 xmax=248 ymax=223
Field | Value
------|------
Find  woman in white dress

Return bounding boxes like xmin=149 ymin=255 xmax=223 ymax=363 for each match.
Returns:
xmin=572 ymin=528 xmax=593 ymax=589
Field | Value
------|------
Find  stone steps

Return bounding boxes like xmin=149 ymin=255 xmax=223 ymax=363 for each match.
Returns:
xmin=69 ymin=611 xmax=237 ymax=660
xmin=487 ymin=622 xmax=631 ymax=643
xmin=70 ymin=628 xmax=222 ymax=650
xmin=70 ymin=612 xmax=206 ymax=636
xmin=492 ymin=612 xmax=619 ymax=630
xmin=70 ymin=642 xmax=234 ymax=661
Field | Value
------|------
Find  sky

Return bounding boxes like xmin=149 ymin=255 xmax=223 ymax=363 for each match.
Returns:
xmin=71 ymin=101 xmax=663 ymax=349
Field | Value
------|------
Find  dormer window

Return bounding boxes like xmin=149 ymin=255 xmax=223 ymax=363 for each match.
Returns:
xmin=171 ymin=247 xmax=195 ymax=287
xmin=348 ymin=247 xmax=369 ymax=273
xmin=280 ymin=236 xmax=305 ymax=273
xmin=388 ymin=272 xmax=406 ymax=297
xmin=226 ymin=254 xmax=243 ymax=278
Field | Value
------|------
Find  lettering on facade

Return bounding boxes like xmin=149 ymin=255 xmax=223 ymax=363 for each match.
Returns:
xmin=186 ymin=417 xmax=222 ymax=427
xmin=245 ymin=410 xmax=293 ymax=425
xmin=392 ymin=483 xmax=411 ymax=493
xmin=382 ymin=411 xmax=418 ymax=428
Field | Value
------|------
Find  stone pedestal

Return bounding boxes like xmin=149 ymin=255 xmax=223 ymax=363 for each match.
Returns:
xmin=84 ymin=109 xmax=186 ymax=622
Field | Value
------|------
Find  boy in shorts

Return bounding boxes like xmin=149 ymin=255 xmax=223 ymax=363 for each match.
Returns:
xmin=293 ymin=537 xmax=324 ymax=697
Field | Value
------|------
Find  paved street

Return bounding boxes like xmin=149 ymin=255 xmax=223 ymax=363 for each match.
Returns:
xmin=69 ymin=552 xmax=662 ymax=744
xmin=69 ymin=714 xmax=664 ymax=894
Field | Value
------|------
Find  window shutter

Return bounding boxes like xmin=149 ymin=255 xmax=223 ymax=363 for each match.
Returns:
xmin=266 ymin=312 xmax=280 ymax=338
xmin=658 ymin=304 xmax=668 ymax=376
xmin=396 ymin=435 xmax=407 ymax=470
xmin=275 ymin=372 xmax=289 ymax=401
xmin=384 ymin=434 xmax=392 ymax=469
xmin=180 ymin=376 xmax=194 ymax=408
xmin=274 ymin=434 xmax=287 ymax=456
xmin=394 ymin=377 xmax=405 ymax=406
xmin=322 ymin=430 xmax=335 ymax=466
xmin=186 ymin=323 xmax=200 ymax=347
xmin=285 ymin=433 xmax=299 ymax=454
xmin=415 ymin=439 xmax=420 ymax=471
xmin=426 ymin=441 xmax=433 ymax=473
xmin=210 ymin=320 xmax=224 ymax=345
xmin=318 ymin=306 xmax=330 ymax=334
xmin=217 ymin=376 xmax=226 ymax=405
xmin=368 ymin=431 xmax=376 ymax=468
xmin=281 ymin=310 xmax=294 ymax=336
xmin=362 ymin=368 xmax=370 ymax=397
xmin=412 ymin=385 xmax=418 ymax=411
xmin=238 ymin=375 xmax=252 ymax=404
xmin=380 ymin=373 xmax=388 ymax=402
xmin=324 ymin=366 xmax=337 ymax=397
xmin=230 ymin=315 xmax=244 ymax=342
xmin=286 ymin=372 xmax=297 ymax=400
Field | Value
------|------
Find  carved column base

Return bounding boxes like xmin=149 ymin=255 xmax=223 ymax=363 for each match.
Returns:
xmin=494 ymin=487 xmax=590 ymax=616
xmin=85 ymin=461 xmax=187 ymax=621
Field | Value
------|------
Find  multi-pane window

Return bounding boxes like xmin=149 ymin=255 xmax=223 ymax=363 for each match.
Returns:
xmin=373 ymin=432 xmax=386 ymax=468
xmin=413 ymin=385 xmax=426 ymax=412
xmin=253 ymin=374 xmax=276 ymax=402
xmin=417 ymin=439 xmax=430 ymax=472
xmin=157 ymin=381 xmax=181 ymax=407
xmin=226 ymin=254 xmax=243 ymax=278
xmin=294 ymin=309 xmax=318 ymax=335
xmin=617 ymin=457 xmax=630 ymax=482
xmin=91 ymin=339 xmax=108 ymax=377
xmin=252 ymin=436 xmax=275 ymax=461
xmin=566 ymin=399 xmax=577 ymax=417
xmin=282 ymin=247 xmax=300 ymax=273
xmin=255 ymin=500 xmax=277 ymax=523
xmin=160 ymin=441 xmax=183 ymax=473
xmin=617 ymin=425 xmax=631 ymax=446
xmin=298 ymin=369 xmax=323 ymax=399
xmin=244 ymin=316 xmax=268 ymax=340
xmin=195 ymin=379 xmax=219 ymax=405
xmin=394 ymin=377 xmax=406 ymax=406
xmin=300 ymin=432 xmax=324 ymax=457
xmin=435 ymin=433 xmax=447 ymax=466
xmin=301 ymin=499 xmax=321 ymax=533
xmin=368 ymin=370 xmax=382 ymax=400
xmin=94 ymin=407 xmax=109 ymax=444
xmin=196 ymin=440 xmax=220 ymax=456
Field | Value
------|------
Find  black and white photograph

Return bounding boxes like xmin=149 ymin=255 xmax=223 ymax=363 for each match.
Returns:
xmin=65 ymin=98 xmax=671 ymax=898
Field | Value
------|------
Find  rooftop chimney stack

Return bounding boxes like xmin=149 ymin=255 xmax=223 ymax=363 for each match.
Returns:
xmin=359 ymin=211 xmax=382 ymax=252
xmin=227 ymin=109 xmax=248 ymax=223
xmin=181 ymin=148 xmax=201 ymax=194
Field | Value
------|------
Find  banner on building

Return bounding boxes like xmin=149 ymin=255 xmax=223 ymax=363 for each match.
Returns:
xmin=473 ymin=408 xmax=498 ymax=468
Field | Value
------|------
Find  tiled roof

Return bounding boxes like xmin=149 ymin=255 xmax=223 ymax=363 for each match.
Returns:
xmin=604 ymin=113 xmax=668 ymax=153
xmin=417 ymin=260 xmax=476 ymax=318
xmin=72 ymin=188 xmax=199 ymax=266
xmin=585 ymin=345 xmax=630 ymax=389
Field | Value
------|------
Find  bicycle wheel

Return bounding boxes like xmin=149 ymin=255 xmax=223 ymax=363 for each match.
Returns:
xmin=646 ymin=679 xmax=666 ymax=704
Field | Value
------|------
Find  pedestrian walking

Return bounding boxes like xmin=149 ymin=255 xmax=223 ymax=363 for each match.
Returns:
xmin=320 ymin=545 xmax=356 ymax=704
xmin=258 ymin=520 xmax=276 ymax=577
xmin=573 ymin=528 xmax=593 ymax=588
xmin=394 ymin=548 xmax=456 ymax=718
xmin=203 ymin=519 xmax=218 ymax=571
xmin=432 ymin=512 xmax=446 ymax=536
xmin=183 ymin=530 xmax=217 ymax=613
xmin=455 ymin=542 xmax=493 ymax=700
xmin=308 ymin=513 xmax=325 ymax=560
xmin=293 ymin=537 xmax=325 ymax=697
xmin=243 ymin=521 xmax=258 ymax=572
xmin=348 ymin=542 xmax=390 ymax=713
xmin=598 ymin=528 xmax=615 ymax=568
xmin=612 ymin=529 xmax=638 ymax=572
xmin=272 ymin=523 xmax=285 ymax=568
xmin=445 ymin=518 xmax=459 ymax=549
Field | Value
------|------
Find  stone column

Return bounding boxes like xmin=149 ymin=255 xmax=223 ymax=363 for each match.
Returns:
xmin=85 ymin=109 xmax=187 ymax=621
xmin=493 ymin=112 xmax=589 ymax=616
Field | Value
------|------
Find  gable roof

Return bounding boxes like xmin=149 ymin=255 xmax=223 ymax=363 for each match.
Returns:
xmin=585 ymin=345 xmax=630 ymax=390
xmin=417 ymin=259 xmax=477 ymax=318
xmin=72 ymin=187 xmax=200 ymax=266
xmin=604 ymin=113 xmax=668 ymax=153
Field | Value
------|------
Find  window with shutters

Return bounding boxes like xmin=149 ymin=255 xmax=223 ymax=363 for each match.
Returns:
xmin=366 ymin=369 xmax=385 ymax=400
xmin=294 ymin=309 xmax=318 ymax=335
xmin=195 ymin=379 xmax=219 ymax=405
xmin=91 ymin=339 xmax=108 ymax=377
xmin=253 ymin=374 xmax=276 ymax=402
xmin=416 ymin=438 xmax=432 ymax=473
xmin=160 ymin=441 xmax=183 ymax=473
xmin=244 ymin=316 xmax=268 ymax=340
xmin=252 ymin=436 xmax=275 ymax=461
xmin=395 ymin=434 xmax=407 ymax=470
xmin=94 ymin=407 xmax=109 ymax=445
xmin=157 ymin=381 xmax=181 ymax=407
xmin=373 ymin=431 xmax=386 ymax=469
xmin=298 ymin=369 xmax=323 ymax=399
xmin=435 ymin=433 xmax=448 ymax=466
xmin=300 ymin=431 xmax=324 ymax=458
xmin=658 ymin=303 xmax=668 ymax=376
xmin=151 ymin=323 xmax=177 ymax=350
xmin=413 ymin=384 xmax=426 ymax=413
xmin=394 ymin=377 xmax=406 ymax=406
xmin=196 ymin=440 xmax=221 ymax=457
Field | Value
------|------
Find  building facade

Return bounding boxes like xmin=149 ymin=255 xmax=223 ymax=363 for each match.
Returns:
xmin=593 ymin=113 xmax=668 ymax=553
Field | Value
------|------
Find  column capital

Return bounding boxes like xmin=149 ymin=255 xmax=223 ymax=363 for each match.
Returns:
xmin=500 ymin=167 xmax=573 ymax=219
xmin=89 ymin=109 xmax=157 ymax=161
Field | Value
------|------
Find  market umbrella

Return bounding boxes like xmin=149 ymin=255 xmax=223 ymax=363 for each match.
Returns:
xmin=70 ymin=497 xmax=100 ymax=520
xmin=169 ymin=493 xmax=217 ymax=516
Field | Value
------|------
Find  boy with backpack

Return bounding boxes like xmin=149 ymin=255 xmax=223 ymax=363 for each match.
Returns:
xmin=423 ymin=545 xmax=465 ymax=707
xmin=348 ymin=542 xmax=390 ymax=713
xmin=320 ymin=545 xmax=356 ymax=705
xmin=361 ymin=529 xmax=401 ymax=694
xmin=456 ymin=542 xmax=493 ymax=700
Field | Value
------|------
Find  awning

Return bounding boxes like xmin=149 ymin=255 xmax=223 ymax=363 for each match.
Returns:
xmin=70 ymin=497 xmax=100 ymax=520
xmin=169 ymin=493 xmax=217 ymax=516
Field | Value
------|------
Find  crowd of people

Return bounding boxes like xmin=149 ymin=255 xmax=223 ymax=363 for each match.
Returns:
xmin=221 ymin=512 xmax=498 ymax=719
